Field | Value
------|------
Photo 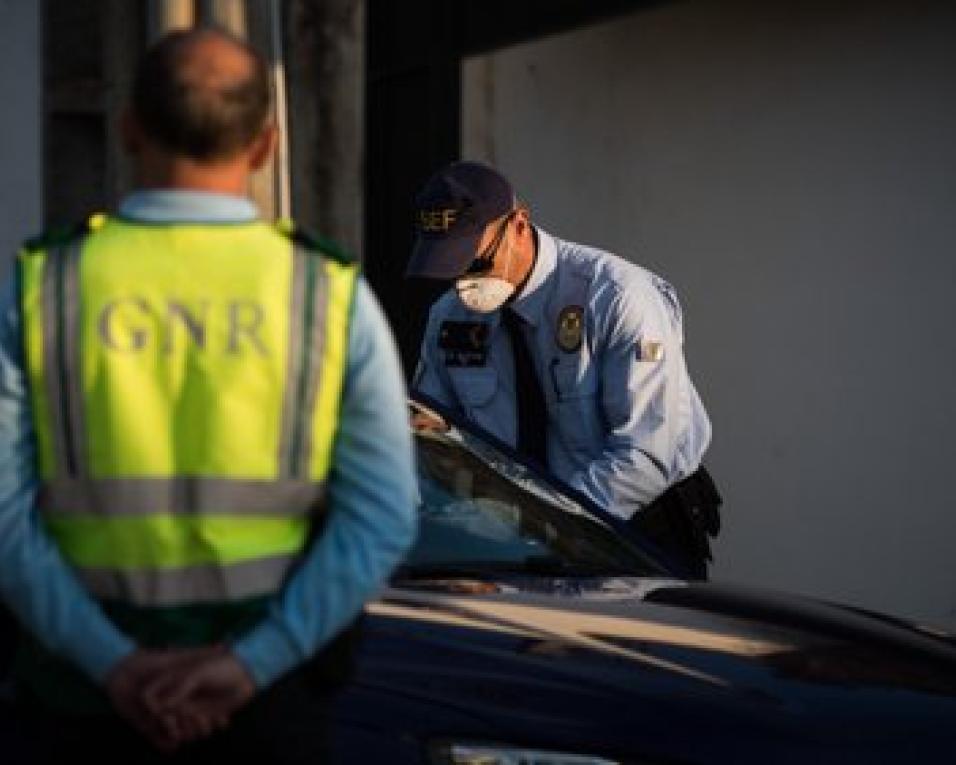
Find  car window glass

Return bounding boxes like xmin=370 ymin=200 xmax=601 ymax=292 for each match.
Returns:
xmin=405 ymin=433 xmax=661 ymax=577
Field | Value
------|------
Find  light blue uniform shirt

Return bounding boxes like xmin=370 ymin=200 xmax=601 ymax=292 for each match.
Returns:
xmin=0 ymin=190 xmax=417 ymax=688
xmin=415 ymin=227 xmax=711 ymax=519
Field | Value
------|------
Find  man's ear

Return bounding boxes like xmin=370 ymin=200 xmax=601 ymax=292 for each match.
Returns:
xmin=513 ymin=206 xmax=532 ymax=238
xmin=120 ymin=108 xmax=143 ymax=156
xmin=248 ymin=122 xmax=278 ymax=171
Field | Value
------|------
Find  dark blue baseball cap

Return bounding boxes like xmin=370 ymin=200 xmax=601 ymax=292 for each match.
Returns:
xmin=405 ymin=161 xmax=515 ymax=279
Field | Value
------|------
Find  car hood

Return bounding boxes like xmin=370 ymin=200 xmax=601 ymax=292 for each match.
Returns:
xmin=344 ymin=577 xmax=956 ymax=762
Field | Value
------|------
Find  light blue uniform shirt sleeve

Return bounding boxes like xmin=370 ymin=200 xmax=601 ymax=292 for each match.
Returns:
xmin=0 ymin=274 xmax=136 ymax=684
xmin=232 ymin=279 xmax=418 ymax=688
xmin=569 ymin=281 xmax=696 ymax=514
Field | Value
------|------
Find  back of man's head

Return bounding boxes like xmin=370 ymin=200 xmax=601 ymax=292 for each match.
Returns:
xmin=131 ymin=28 xmax=271 ymax=162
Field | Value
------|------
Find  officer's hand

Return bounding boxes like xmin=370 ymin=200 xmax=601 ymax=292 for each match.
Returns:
xmin=106 ymin=647 xmax=222 ymax=751
xmin=142 ymin=650 xmax=257 ymax=738
xmin=411 ymin=409 xmax=448 ymax=433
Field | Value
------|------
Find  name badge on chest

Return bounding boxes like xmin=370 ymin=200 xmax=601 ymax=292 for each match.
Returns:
xmin=439 ymin=321 xmax=490 ymax=367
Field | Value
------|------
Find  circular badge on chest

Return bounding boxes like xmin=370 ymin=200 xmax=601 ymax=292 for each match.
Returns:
xmin=556 ymin=305 xmax=584 ymax=353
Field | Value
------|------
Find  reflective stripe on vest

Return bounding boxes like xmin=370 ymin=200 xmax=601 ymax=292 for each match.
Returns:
xmin=19 ymin=216 xmax=357 ymax=607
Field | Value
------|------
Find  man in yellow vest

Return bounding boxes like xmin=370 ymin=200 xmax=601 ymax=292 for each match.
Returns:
xmin=0 ymin=28 xmax=417 ymax=761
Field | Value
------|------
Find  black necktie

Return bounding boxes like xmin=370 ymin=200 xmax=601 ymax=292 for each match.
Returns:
xmin=502 ymin=308 xmax=548 ymax=466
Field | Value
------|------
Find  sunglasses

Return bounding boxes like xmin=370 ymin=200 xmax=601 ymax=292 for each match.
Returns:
xmin=462 ymin=211 xmax=516 ymax=276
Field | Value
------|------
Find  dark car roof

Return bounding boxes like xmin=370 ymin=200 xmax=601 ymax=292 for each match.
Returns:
xmin=387 ymin=394 xmax=956 ymax=762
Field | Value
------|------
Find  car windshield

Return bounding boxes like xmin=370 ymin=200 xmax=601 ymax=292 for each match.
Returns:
xmin=400 ymin=426 xmax=668 ymax=579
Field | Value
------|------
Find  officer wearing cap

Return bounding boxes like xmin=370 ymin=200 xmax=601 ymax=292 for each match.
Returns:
xmin=407 ymin=161 xmax=720 ymax=578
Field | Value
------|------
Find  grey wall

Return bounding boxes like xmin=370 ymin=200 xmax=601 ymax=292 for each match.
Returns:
xmin=464 ymin=0 xmax=956 ymax=627
xmin=0 ymin=0 xmax=42 ymax=274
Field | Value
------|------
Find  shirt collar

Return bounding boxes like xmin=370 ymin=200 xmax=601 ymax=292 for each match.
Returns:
xmin=118 ymin=189 xmax=259 ymax=224
xmin=509 ymin=227 xmax=558 ymax=327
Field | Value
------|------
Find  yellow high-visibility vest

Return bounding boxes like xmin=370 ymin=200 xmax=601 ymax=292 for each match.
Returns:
xmin=18 ymin=214 xmax=357 ymax=608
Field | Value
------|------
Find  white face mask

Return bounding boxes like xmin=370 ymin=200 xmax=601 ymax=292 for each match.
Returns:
xmin=454 ymin=277 xmax=515 ymax=313
xmin=455 ymin=222 xmax=516 ymax=313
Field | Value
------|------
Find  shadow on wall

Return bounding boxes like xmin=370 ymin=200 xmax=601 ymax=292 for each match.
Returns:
xmin=461 ymin=0 xmax=956 ymax=627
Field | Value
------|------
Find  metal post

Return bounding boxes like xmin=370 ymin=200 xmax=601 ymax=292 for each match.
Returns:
xmin=286 ymin=0 xmax=365 ymax=254
xmin=147 ymin=0 xmax=195 ymax=40
xmin=269 ymin=0 xmax=291 ymax=221
xmin=103 ymin=0 xmax=144 ymax=205
xmin=202 ymin=0 xmax=284 ymax=220
xmin=142 ymin=0 xmax=291 ymax=222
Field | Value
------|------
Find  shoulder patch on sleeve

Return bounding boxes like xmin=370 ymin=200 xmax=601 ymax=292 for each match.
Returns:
xmin=637 ymin=340 xmax=665 ymax=362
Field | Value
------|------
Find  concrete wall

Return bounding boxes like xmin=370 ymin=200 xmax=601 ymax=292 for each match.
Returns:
xmin=0 ymin=0 xmax=42 ymax=274
xmin=463 ymin=0 xmax=956 ymax=627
